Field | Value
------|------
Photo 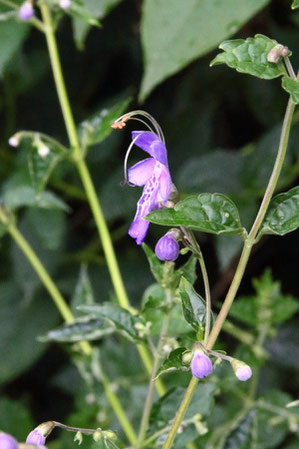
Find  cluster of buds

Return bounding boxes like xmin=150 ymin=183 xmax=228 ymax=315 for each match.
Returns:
xmin=189 ymin=343 xmax=252 ymax=382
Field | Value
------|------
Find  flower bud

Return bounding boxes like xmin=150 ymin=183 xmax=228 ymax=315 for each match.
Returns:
xmin=92 ymin=431 xmax=103 ymax=442
xmin=60 ymin=0 xmax=71 ymax=9
xmin=74 ymin=431 xmax=83 ymax=445
xmin=155 ymin=232 xmax=179 ymax=262
xmin=190 ymin=350 xmax=213 ymax=379
xmin=26 ymin=422 xmax=55 ymax=446
xmin=8 ymin=134 xmax=21 ymax=147
xmin=267 ymin=44 xmax=290 ymax=63
xmin=231 ymin=360 xmax=252 ymax=381
xmin=0 ymin=433 xmax=18 ymax=449
xmin=103 ymin=430 xmax=117 ymax=440
xmin=19 ymin=1 xmax=34 ymax=21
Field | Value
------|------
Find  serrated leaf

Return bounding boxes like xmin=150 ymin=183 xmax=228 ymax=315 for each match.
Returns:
xmin=147 ymin=193 xmax=243 ymax=236
xmin=78 ymin=303 xmax=146 ymax=343
xmin=260 ymin=186 xmax=299 ymax=236
xmin=282 ymin=76 xmax=299 ymax=104
xmin=71 ymin=265 xmax=95 ymax=317
xmin=210 ymin=34 xmax=286 ymax=79
xmin=67 ymin=0 xmax=101 ymax=27
xmin=142 ymin=243 xmax=163 ymax=282
xmin=13 ymin=133 xmax=66 ymax=194
xmin=179 ymin=277 xmax=206 ymax=332
xmin=140 ymin=0 xmax=270 ymax=100
xmin=292 ymin=0 xmax=299 ymax=9
xmin=155 ymin=347 xmax=190 ymax=379
xmin=40 ymin=318 xmax=114 ymax=343
xmin=78 ymin=96 xmax=131 ymax=149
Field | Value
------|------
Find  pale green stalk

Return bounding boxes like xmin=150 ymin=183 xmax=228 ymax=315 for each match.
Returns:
xmin=0 ymin=209 xmax=137 ymax=446
xmin=162 ymin=84 xmax=297 ymax=449
xmin=39 ymin=1 xmax=165 ymax=396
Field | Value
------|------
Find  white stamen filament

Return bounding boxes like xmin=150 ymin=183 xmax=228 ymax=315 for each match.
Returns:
xmin=122 ymin=131 xmax=147 ymax=186
xmin=113 ymin=110 xmax=165 ymax=143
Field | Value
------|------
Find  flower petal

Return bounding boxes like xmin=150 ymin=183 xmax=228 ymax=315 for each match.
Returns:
xmin=132 ymin=131 xmax=168 ymax=165
xmin=128 ymin=158 xmax=156 ymax=186
xmin=128 ymin=218 xmax=149 ymax=245
xmin=157 ymin=167 xmax=171 ymax=203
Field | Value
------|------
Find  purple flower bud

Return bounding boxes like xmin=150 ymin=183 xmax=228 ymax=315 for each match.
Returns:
xmin=26 ymin=429 xmax=46 ymax=446
xmin=191 ymin=350 xmax=213 ymax=379
xmin=60 ymin=0 xmax=71 ymax=9
xmin=0 ymin=433 xmax=18 ymax=449
xmin=155 ymin=232 xmax=179 ymax=261
xmin=19 ymin=2 xmax=34 ymax=21
xmin=231 ymin=360 xmax=252 ymax=382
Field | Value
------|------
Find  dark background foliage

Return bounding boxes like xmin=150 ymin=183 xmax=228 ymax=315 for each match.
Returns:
xmin=0 ymin=1 xmax=298 ymax=448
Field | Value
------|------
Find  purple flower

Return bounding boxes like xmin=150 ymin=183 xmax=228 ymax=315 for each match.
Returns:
xmin=26 ymin=429 xmax=46 ymax=446
xmin=112 ymin=111 xmax=172 ymax=245
xmin=19 ymin=1 xmax=34 ymax=21
xmin=231 ymin=360 xmax=252 ymax=381
xmin=155 ymin=232 xmax=179 ymax=261
xmin=60 ymin=0 xmax=71 ymax=9
xmin=191 ymin=350 xmax=213 ymax=379
xmin=0 ymin=433 xmax=18 ymax=449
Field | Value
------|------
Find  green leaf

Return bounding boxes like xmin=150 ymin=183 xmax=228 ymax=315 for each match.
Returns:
xmin=210 ymin=34 xmax=286 ymax=79
xmin=78 ymin=303 xmax=146 ymax=343
xmin=142 ymin=243 xmax=163 ymax=282
xmin=13 ymin=132 xmax=66 ymax=194
xmin=67 ymin=0 xmax=101 ymax=28
xmin=260 ymin=186 xmax=299 ymax=236
xmin=26 ymin=207 xmax=67 ymax=250
xmin=0 ymin=221 xmax=7 ymax=239
xmin=72 ymin=0 xmax=123 ymax=49
xmin=0 ymin=21 xmax=29 ymax=77
xmin=177 ymin=255 xmax=197 ymax=285
xmin=155 ymin=347 xmax=190 ymax=379
xmin=140 ymin=0 xmax=270 ymax=100
xmin=0 ymin=11 xmax=18 ymax=22
xmin=0 ymin=281 xmax=59 ymax=385
xmin=71 ymin=265 xmax=95 ymax=317
xmin=2 ymin=185 xmax=70 ymax=211
xmin=147 ymin=193 xmax=243 ymax=236
xmin=179 ymin=277 xmax=206 ymax=332
xmin=223 ymin=410 xmax=256 ymax=449
xmin=282 ymin=76 xmax=299 ymax=104
xmin=0 ymin=397 xmax=34 ymax=440
xmin=78 ymin=96 xmax=131 ymax=149
xmin=292 ymin=0 xmax=299 ymax=9
xmin=230 ymin=270 xmax=299 ymax=328
xmin=40 ymin=318 xmax=114 ymax=343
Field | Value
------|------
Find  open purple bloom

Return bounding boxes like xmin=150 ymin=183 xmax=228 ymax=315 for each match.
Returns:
xmin=0 ymin=433 xmax=18 ymax=449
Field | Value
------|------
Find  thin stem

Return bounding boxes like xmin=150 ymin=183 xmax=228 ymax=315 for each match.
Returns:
xmin=162 ymin=85 xmax=297 ymax=449
xmin=197 ymin=252 xmax=211 ymax=345
xmin=137 ymin=317 xmax=169 ymax=448
xmin=284 ymin=57 xmax=297 ymax=80
xmin=39 ymin=1 xmax=165 ymax=396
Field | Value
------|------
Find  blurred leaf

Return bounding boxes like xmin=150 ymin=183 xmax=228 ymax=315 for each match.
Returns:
xmin=13 ymin=133 xmax=66 ymax=194
xmin=142 ymin=243 xmax=163 ymax=282
xmin=0 ymin=397 xmax=34 ymax=440
xmin=78 ymin=303 xmax=146 ymax=342
xmin=147 ymin=193 xmax=243 ymax=236
xmin=179 ymin=277 xmax=206 ymax=332
xmin=72 ymin=0 xmax=123 ymax=49
xmin=260 ymin=186 xmax=299 ymax=236
xmin=0 ymin=11 xmax=18 ymax=21
xmin=140 ymin=0 xmax=270 ymax=100
xmin=41 ymin=318 xmax=114 ymax=343
xmin=223 ymin=409 xmax=256 ymax=449
xmin=177 ymin=255 xmax=197 ymax=286
xmin=66 ymin=0 xmax=101 ymax=27
xmin=71 ymin=265 xmax=95 ymax=317
xmin=210 ymin=34 xmax=286 ymax=79
xmin=230 ymin=270 xmax=299 ymax=328
xmin=0 ymin=220 xmax=7 ymax=239
xmin=2 ymin=185 xmax=70 ymax=211
xmin=0 ymin=21 xmax=29 ymax=77
xmin=0 ymin=281 xmax=59 ymax=385
xmin=26 ymin=207 xmax=67 ymax=250
xmin=155 ymin=347 xmax=190 ymax=379
xmin=78 ymin=96 xmax=131 ymax=149
xmin=292 ymin=0 xmax=299 ymax=9
xmin=282 ymin=77 xmax=299 ymax=104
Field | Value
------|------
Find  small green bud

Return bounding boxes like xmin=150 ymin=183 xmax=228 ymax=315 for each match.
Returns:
xmin=92 ymin=430 xmax=103 ymax=442
xmin=182 ymin=351 xmax=192 ymax=364
xmin=74 ymin=431 xmax=83 ymax=445
xmin=103 ymin=430 xmax=117 ymax=440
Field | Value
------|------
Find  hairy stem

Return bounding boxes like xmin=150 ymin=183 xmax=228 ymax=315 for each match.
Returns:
xmin=39 ymin=1 xmax=165 ymax=396
xmin=162 ymin=86 xmax=297 ymax=449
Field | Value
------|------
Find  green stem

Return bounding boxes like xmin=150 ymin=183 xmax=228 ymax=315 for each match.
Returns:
xmin=162 ymin=90 xmax=297 ymax=449
xmin=39 ymin=1 xmax=165 ymax=396
xmin=137 ymin=317 xmax=169 ymax=448
xmin=0 ymin=209 xmax=137 ymax=446
xmin=197 ymin=252 xmax=211 ymax=345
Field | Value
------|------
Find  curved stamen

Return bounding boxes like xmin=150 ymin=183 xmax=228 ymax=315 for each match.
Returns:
xmin=112 ymin=110 xmax=165 ymax=143
xmin=122 ymin=131 xmax=147 ymax=186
